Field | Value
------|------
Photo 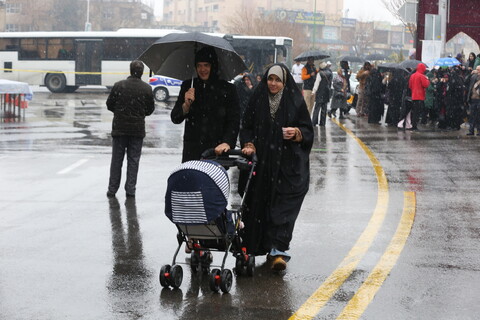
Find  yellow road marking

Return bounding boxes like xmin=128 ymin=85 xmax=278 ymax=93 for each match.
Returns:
xmin=0 ymin=68 xmax=129 ymax=75
xmin=337 ymin=191 xmax=416 ymax=319
xmin=289 ymin=119 xmax=389 ymax=320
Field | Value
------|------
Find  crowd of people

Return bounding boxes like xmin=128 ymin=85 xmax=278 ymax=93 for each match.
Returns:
xmin=289 ymin=53 xmax=480 ymax=135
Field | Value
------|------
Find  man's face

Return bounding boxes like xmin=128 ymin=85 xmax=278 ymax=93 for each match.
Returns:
xmin=196 ymin=62 xmax=212 ymax=81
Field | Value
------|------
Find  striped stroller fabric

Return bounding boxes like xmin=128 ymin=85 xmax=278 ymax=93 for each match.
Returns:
xmin=171 ymin=191 xmax=208 ymax=224
xmin=165 ymin=160 xmax=230 ymax=225
xmin=169 ymin=160 xmax=229 ymax=201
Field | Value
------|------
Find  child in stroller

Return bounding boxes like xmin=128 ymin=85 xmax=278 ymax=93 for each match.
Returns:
xmin=160 ymin=149 xmax=257 ymax=293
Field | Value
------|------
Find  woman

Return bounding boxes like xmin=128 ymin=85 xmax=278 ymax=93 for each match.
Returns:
xmin=329 ymin=67 xmax=348 ymax=119
xmin=467 ymin=52 xmax=476 ymax=72
xmin=312 ymin=61 xmax=332 ymax=126
xmin=240 ymin=64 xmax=313 ymax=271
xmin=367 ymin=68 xmax=386 ymax=124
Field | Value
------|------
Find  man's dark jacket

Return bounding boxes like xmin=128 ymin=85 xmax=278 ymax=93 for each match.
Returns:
xmin=107 ymin=76 xmax=155 ymax=138
xmin=171 ymin=78 xmax=240 ymax=162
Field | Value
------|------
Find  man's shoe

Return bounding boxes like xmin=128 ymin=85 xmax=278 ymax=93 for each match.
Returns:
xmin=106 ymin=191 xmax=115 ymax=198
xmin=271 ymin=256 xmax=287 ymax=271
xmin=466 ymin=132 xmax=474 ymax=136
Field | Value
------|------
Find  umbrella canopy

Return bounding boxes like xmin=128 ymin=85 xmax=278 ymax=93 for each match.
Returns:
xmin=399 ymin=59 xmax=424 ymax=70
xmin=377 ymin=62 xmax=408 ymax=73
xmin=338 ymin=55 xmax=365 ymax=63
xmin=138 ymin=32 xmax=247 ymax=81
xmin=364 ymin=53 xmax=388 ymax=61
xmin=294 ymin=50 xmax=330 ymax=61
xmin=434 ymin=57 xmax=461 ymax=68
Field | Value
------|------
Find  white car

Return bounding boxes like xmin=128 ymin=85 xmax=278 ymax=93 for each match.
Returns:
xmin=149 ymin=75 xmax=183 ymax=102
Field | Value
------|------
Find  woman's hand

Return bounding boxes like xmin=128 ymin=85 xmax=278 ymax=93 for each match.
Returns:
xmin=242 ymin=142 xmax=256 ymax=156
xmin=282 ymin=127 xmax=296 ymax=140
xmin=215 ymin=143 xmax=230 ymax=155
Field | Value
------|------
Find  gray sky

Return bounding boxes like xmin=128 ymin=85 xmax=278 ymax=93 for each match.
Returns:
xmin=155 ymin=0 xmax=400 ymax=24
xmin=344 ymin=0 xmax=399 ymax=23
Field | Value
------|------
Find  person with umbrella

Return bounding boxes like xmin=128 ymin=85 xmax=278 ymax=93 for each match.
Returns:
xmin=171 ymin=46 xmax=241 ymax=162
xmin=240 ymin=64 xmax=313 ymax=271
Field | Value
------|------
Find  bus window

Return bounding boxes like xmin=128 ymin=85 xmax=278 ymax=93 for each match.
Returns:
xmin=48 ymin=38 xmax=74 ymax=60
xmin=0 ymin=38 xmax=19 ymax=51
xmin=18 ymin=38 xmax=47 ymax=59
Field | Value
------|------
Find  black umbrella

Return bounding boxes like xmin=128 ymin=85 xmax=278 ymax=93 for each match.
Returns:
xmin=138 ymin=32 xmax=247 ymax=81
xmin=294 ymin=50 xmax=330 ymax=61
xmin=338 ymin=55 xmax=365 ymax=63
xmin=377 ymin=62 xmax=408 ymax=73
xmin=399 ymin=59 xmax=424 ymax=70
xmin=364 ymin=53 xmax=388 ymax=61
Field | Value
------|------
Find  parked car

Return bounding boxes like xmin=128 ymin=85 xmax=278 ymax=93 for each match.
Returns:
xmin=149 ymin=75 xmax=182 ymax=102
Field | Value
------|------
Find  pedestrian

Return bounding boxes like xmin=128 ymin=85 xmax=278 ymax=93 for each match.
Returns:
xmin=239 ymin=64 xmax=313 ymax=271
xmin=385 ymin=70 xmax=406 ymax=127
xmin=367 ymin=68 xmax=386 ymax=124
xmin=171 ymin=46 xmax=240 ymax=163
xmin=466 ymin=52 xmax=476 ymax=72
xmin=106 ymin=60 xmax=155 ymax=198
xmin=236 ymin=73 xmax=255 ymax=119
xmin=408 ymin=63 xmax=430 ymax=130
xmin=301 ymin=56 xmax=317 ymax=114
xmin=329 ymin=67 xmax=348 ymax=119
xmin=356 ymin=62 xmax=372 ymax=117
xmin=466 ymin=66 xmax=480 ymax=135
xmin=311 ymin=61 xmax=332 ymax=126
xmin=291 ymin=59 xmax=304 ymax=92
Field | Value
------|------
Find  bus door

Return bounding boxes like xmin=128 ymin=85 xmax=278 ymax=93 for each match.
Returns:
xmin=75 ymin=39 xmax=102 ymax=85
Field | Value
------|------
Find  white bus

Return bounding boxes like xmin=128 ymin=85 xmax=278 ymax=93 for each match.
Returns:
xmin=0 ymin=29 xmax=293 ymax=93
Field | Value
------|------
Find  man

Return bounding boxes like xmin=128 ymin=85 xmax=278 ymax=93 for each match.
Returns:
xmin=291 ymin=59 xmax=304 ymax=91
xmin=301 ymin=56 xmax=317 ymax=114
xmin=171 ymin=46 xmax=240 ymax=162
xmin=466 ymin=66 xmax=480 ymax=136
xmin=408 ymin=63 xmax=430 ymax=130
xmin=106 ymin=60 xmax=155 ymax=198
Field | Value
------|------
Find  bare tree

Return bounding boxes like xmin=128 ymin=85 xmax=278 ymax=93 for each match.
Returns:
xmin=381 ymin=0 xmax=417 ymax=43
xmin=224 ymin=6 xmax=310 ymax=59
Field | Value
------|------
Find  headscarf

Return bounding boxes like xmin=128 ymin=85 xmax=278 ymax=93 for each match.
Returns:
xmin=267 ymin=65 xmax=286 ymax=119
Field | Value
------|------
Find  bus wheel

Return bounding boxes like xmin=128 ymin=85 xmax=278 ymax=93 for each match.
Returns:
xmin=64 ymin=86 xmax=79 ymax=93
xmin=154 ymin=87 xmax=169 ymax=102
xmin=45 ymin=73 xmax=67 ymax=93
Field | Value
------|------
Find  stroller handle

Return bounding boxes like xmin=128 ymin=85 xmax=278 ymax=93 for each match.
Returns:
xmin=201 ymin=148 xmax=257 ymax=163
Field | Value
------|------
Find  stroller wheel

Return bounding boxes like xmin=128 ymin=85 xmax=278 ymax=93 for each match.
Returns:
xmin=235 ymin=256 xmax=244 ymax=275
xmin=190 ymin=251 xmax=200 ymax=273
xmin=159 ymin=264 xmax=171 ymax=288
xmin=246 ymin=255 xmax=255 ymax=277
xmin=220 ymin=269 xmax=233 ymax=293
xmin=209 ymin=268 xmax=221 ymax=293
xmin=169 ymin=265 xmax=183 ymax=289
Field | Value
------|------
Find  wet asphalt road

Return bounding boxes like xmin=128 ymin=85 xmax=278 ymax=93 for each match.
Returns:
xmin=1 ymin=88 xmax=480 ymax=320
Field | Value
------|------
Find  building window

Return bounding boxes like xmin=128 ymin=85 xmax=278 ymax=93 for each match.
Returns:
xmin=212 ymin=4 xmax=219 ymax=12
xmin=103 ymin=9 xmax=114 ymax=19
xmin=6 ymin=24 xmax=20 ymax=32
xmin=6 ymin=3 xmax=21 ymax=14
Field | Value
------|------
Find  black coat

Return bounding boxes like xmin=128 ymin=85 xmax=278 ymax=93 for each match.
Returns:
xmin=107 ymin=76 xmax=155 ymax=138
xmin=240 ymin=64 xmax=313 ymax=255
xmin=171 ymin=77 xmax=240 ymax=162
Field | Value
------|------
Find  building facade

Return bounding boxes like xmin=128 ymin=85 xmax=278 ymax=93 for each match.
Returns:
xmin=0 ymin=0 xmax=156 ymax=32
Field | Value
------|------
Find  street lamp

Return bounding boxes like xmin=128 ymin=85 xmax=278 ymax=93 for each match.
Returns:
xmin=85 ymin=0 xmax=91 ymax=31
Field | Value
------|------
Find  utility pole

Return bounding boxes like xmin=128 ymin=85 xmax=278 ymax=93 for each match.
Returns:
xmin=312 ymin=0 xmax=317 ymax=49
xmin=438 ymin=0 xmax=448 ymax=55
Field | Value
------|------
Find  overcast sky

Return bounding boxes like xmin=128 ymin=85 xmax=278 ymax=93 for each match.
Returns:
xmin=155 ymin=0 xmax=400 ymax=24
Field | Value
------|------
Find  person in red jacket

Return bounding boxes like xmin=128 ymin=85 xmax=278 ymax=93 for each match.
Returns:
xmin=408 ymin=63 xmax=430 ymax=130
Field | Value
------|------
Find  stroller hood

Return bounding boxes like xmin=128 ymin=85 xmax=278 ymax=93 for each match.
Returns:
xmin=165 ymin=160 xmax=229 ymax=225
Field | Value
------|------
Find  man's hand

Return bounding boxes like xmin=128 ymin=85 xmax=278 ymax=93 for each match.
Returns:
xmin=182 ymin=88 xmax=195 ymax=114
xmin=215 ymin=143 xmax=230 ymax=155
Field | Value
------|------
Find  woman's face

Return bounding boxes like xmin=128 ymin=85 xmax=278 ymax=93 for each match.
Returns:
xmin=267 ymin=74 xmax=284 ymax=94
xmin=470 ymin=53 xmax=475 ymax=60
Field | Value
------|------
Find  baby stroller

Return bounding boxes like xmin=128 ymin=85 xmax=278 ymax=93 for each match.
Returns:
xmin=160 ymin=149 xmax=257 ymax=293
